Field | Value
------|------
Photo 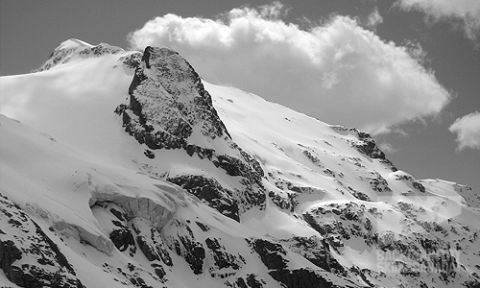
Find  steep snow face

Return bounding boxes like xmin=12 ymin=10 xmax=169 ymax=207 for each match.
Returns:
xmin=0 ymin=46 xmax=142 ymax=165
xmin=208 ymin=82 xmax=480 ymax=286
xmin=0 ymin=40 xmax=479 ymax=288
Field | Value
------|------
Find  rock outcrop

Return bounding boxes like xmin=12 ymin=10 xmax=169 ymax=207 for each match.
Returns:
xmin=117 ymin=46 xmax=266 ymax=221
xmin=37 ymin=39 xmax=125 ymax=71
xmin=0 ymin=193 xmax=84 ymax=288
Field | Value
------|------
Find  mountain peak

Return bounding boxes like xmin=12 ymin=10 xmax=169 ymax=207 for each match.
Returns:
xmin=38 ymin=39 xmax=124 ymax=71
xmin=141 ymin=46 xmax=179 ymax=69
xmin=123 ymin=45 xmax=231 ymax=149
xmin=55 ymin=38 xmax=93 ymax=50
xmin=118 ymin=46 xmax=266 ymax=221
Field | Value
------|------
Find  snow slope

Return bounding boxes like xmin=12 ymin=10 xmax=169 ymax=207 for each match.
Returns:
xmin=0 ymin=39 xmax=479 ymax=288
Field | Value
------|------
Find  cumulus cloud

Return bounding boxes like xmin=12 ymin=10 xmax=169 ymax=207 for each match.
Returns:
xmin=128 ymin=3 xmax=450 ymax=134
xmin=449 ymin=111 xmax=480 ymax=150
xmin=397 ymin=0 xmax=480 ymax=44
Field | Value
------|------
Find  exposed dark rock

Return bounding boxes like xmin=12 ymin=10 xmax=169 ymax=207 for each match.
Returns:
xmin=38 ymin=40 xmax=124 ymax=71
xmin=393 ymin=172 xmax=425 ymax=193
xmin=0 ymin=240 xmax=22 ymax=274
xmin=129 ymin=276 xmax=154 ymax=288
xmin=32 ymin=221 xmax=76 ymax=274
xmin=136 ymin=235 xmax=158 ymax=262
xmin=118 ymin=46 xmax=266 ymax=219
xmin=195 ymin=221 xmax=210 ymax=232
xmin=304 ymin=202 xmax=385 ymax=248
xmin=331 ymin=126 xmax=397 ymax=170
xmin=80 ymin=43 xmax=124 ymax=56
xmin=168 ymin=175 xmax=240 ymax=221
xmin=364 ymin=172 xmax=391 ymax=193
xmin=250 ymin=239 xmax=287 ymax=270
xmin=135 ymin=234 xmax=172 ymax=266
xmin=6 ymin=264 xmax=84 ymax=288
xmin=205 ymin=237 xmax=244 ymax=270
xmin=303 ymin=149 xmax=323 ymax=167
xmin=465 ymin=280 xmax=480 ymax=288
xmin=283 ymin=236 xmax=346 ymax=275
xmin=354 ymin=132 xmax=384 ymax=159
xmin=142 ymin=46 xmax=152 ymax=69
xmin=144 ymin=149 xmax=155 ymax=159
xmin=110 ymin=207 xmax=126 ymax=221
xmin=122 ymin=46 xmax=229 ymax=150
xmin=234 ymin=277 xmax=248 ymax=288
xmin=347 ymin=187 xmax=371 ymax=201
xmin=119 ymin=52 xmax=142 ymax=70
xmin=250 ymin=238 xmax=338 ymax=288
xmin=412 ymin=181 xmax=426 ymax=192
xmin=166 ymin=221 xmax=206 ymax=275
xmin=304 ymin=212 xmax=328 ymax=235
xmin=0 ymin=194 xmax=84 ymax=288
xmin=154 ymin=267 xmax=166 ymax=279
xmin=269 ymin=268 xmax=335 ymax=288
xmin=180 ymin=236 xmax=205 ymax=275
xmin=268 ymin=191 xmax=296 ymax=212
xmin=246 ymin=274 xmax=265 ymax=288
xmin=110 ymin=228 xmax=135 ymax=252
xmin=230 ymin=275 xmax=266 ymax=288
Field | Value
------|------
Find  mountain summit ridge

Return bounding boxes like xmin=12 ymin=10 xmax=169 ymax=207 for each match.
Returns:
xmin=0 ymin=40 xmax=479 ymax=288
xmin=119 ymin=45 xmax=266 ymax=222
xmin=37 ymin=39 xmax=125 ymax=72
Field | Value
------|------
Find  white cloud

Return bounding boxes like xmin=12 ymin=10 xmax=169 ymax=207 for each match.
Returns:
xmin=398 ymin=0 xmax=480 ymax=43
xmin=449 ymin=111 xmax=480 ymax=151
xmin=128 ymin=3 xmax=450 ymax=134
xmin=403 ymin=40 xmax=428 ymax=65
xmin=365 ymin=7 xmax=384 ymax=29
xmin=378 ymin=142 xmax=397 ymax=154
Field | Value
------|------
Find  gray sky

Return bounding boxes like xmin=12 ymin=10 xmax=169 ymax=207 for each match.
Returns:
xmin=1 ymin=0 xmax=479 ymax=191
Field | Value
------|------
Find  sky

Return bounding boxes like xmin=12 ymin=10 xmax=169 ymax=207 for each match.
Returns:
xmin=0 ymin=0 xmax=479 ymax=191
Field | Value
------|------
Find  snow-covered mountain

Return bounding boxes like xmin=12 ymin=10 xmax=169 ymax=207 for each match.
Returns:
xmin=0 ymin=39 xmax=479 ymax=288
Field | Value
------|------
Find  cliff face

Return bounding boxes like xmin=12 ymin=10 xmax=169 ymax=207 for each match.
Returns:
xmin=0 ymin=40 xmax=479 ymax=288
xmin=123 ymin=46 xmax=231 ymax=148
xmin=118 ymin=46 xmax=266 ymax=222
xmin=0 ymin=193 xmax=85 ymax=288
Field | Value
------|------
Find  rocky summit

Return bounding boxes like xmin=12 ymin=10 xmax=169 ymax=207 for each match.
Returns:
xmin=0 ymin=39 xmax=479 ymax=288
xmin=118 ymin=46 xmax=266 ymax=221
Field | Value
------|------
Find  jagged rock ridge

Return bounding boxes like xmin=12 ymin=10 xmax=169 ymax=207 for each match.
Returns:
xmin=0 ymin=193 xmax=84 ymax=288
xmin=117 ymin=46 xmax=266 ymax=221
